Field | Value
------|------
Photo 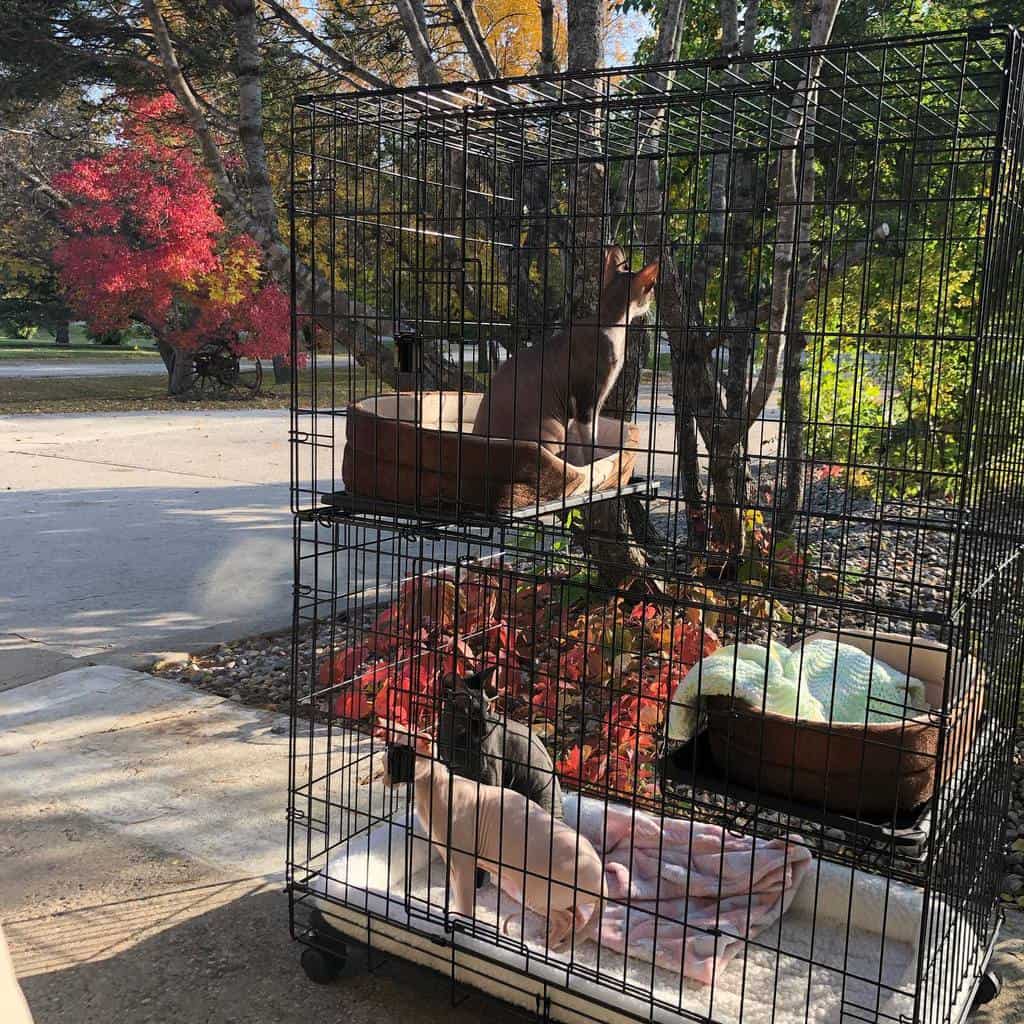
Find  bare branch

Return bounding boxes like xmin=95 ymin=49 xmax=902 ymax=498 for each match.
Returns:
xmin=747 ymin=0 xmax=841 ymax=428
xmin=446 ymin=0 xmax=498 ymax=79
xmin=2 ymin=156 xmax=71 ymax=210
xmin=798 ymin=223 xmax=891 ymax=308
xmin=262 ymin=0 xmax=390 ymax=89
xmin=394 ymin=0 xmax=445 ymax=84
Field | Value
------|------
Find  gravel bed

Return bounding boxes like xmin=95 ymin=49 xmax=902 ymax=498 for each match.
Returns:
xmin=150 ymin=620 xmax=358 ymax=717
xmin=1003 ymin=736 xmax=1024 ymax=908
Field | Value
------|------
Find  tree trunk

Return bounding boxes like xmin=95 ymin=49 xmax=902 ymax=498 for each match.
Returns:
xmin=446 ymin=0 xmax=498 ymax=79
xmin=156 ymin=338 xmax=194 ymax=396
xmin=566 ymin=0 xmax=603 ymax=72
xmin=272 ymin=354 xmax=292 ymax=385
xmin=576 ymin=499 xmax=651 ymax=590
xmin=54 ymin=320 xmax=70 ymax=346
xmin=539 ymin=0 xmax=557 ymax=74
xmin=394 ymin=0 xmax=444 ymax=84
xmin=563 ymin=0 xmax=649 ymax=585
xmin=777 ymin=330 xmax=808 ymax=536
xmin=661 ymin=0 xmax=841 ymax=559
xmin=224 ymin=0 xmax=284 ymax=258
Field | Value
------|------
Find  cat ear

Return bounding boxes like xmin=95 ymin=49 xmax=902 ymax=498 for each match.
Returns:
xmin=602 ymin=245 xmax=626 ymax=289
xmin=476 ymin=664 xmax=500 ymax=701
xmin=634 ymin=260 xmax=659 ymax=295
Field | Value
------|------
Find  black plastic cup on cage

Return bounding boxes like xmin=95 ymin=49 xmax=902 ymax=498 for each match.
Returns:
xmin=395 ymin=331 xmax=421 ymax=391
xmin=386 ymin=743 xmax=416 ymax=785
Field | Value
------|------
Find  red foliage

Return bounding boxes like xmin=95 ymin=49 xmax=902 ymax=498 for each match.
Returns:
xmin=555 ymin=745 xmax=585 ymax=784
xmin=318 ymin=643 xmax=371 ymax=687
xmin=53 ymin=94 xmax=291 ymax=361
xmin=671 ymin=620 xmax=722 ymax=668
xmin=335 ymin=685 xmax=373 ymax=721
xmin=530 ymin=672 xmax=564 ymax=719
xmin=316 ymin=574 xmax=722 ymax=801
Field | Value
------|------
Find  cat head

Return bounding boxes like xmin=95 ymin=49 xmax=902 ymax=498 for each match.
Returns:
xmin=380 ymin=722 xmax=435 ymax=785
xmin=600 ymin=245 xmax=660 ymax=325
xmin=436 ymin=665 xmax=499 ymax=772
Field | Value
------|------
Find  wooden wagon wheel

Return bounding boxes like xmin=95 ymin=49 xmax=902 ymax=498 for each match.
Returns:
xmin=188 ymin=340 xmax=263 ymax=397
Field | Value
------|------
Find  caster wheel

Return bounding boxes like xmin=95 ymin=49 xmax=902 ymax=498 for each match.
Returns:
xmin=301 ymin=944 xmax=346 ymax=985
xmin=973 ymin=969 xmax=1001 ymax=1008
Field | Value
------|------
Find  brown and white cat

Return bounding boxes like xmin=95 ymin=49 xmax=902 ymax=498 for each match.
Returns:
xmin=471 ymin=246 xmax=659 ymax=464
xmin=384 ymin=729 xmax=605 ymax=951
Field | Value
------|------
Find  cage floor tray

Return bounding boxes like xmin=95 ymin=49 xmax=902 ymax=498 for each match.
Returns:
xmin=341 ymin=392 xmax=641 ymax=513
xmin=295 ymin=796 xmax=980 ymax=1024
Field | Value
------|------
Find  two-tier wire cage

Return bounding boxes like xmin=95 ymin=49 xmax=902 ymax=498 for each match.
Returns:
xmin=287 ymin=26 xmax=1024 ymax=1024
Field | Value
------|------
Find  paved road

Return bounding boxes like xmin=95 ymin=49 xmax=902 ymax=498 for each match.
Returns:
xmin=0 ymin=357 xmax=349 ymax=378
xmin=0 ymin=667 xmax=526 ymax=1024
xmin=0 ymin=410 xmax=292 ymax=675
xmin=0 ymin=360 xmax=166 ymax=378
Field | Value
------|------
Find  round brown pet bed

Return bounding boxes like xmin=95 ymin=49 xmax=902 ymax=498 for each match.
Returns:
xmin=342 ymin=391 xmax=641 ymax=513
xmin=703 ymin=631 xmax=984 ymax=817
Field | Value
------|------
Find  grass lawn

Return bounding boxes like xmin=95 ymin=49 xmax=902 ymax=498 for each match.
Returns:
xmin=0 ymin=324 xmax=162 ymax=360
xmin=0 ymin=367 xmax=387 ymax=414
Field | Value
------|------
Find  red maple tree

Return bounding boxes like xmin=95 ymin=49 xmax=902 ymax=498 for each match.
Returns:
xmin=52 ymin=94 xmax=291 ymax=393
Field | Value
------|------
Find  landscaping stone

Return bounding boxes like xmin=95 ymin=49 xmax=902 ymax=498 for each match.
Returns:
xmin=151 ymin=652 xmax=191 ymax=672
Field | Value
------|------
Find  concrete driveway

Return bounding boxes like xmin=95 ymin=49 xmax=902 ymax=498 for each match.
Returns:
xmin=1 ymin=666 xmax=1020 ymax=1024
xmin=0 ymin=411 xmax=292 ymax=684
xmin=0 ymin=390 xmax=783 ymax=688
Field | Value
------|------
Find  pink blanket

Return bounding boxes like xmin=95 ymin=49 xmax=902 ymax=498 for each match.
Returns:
xmin=575 ymin=800 xmax=813 ymax=985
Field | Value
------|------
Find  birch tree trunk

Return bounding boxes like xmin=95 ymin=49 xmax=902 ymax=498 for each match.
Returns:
xmin=143 ymin=0 xmax=390 ymax=378
xmin=394 ymin=0 xmax=444 ymax=84
xmin=539 ymin=0 xmax=557 ymax=74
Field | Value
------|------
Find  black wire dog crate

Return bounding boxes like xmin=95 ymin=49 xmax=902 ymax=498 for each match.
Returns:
xmin=288 ymin=27 xmax=1024 ymax=1024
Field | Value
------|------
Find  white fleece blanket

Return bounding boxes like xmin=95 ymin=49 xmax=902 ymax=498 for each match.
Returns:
xmin=320 ymin=795 xmax=980 ymax=1024
xmin=666 ymin=639 xmax=927 ymax=744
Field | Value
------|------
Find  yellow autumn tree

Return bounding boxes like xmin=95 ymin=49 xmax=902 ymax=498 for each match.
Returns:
xmin=477 ymin=0 xmax=567 ymax=76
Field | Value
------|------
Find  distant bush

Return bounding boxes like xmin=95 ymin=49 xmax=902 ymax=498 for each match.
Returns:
xmin=0 ymin=320 xmax=39 ymax=340
xmin=88 ymin=329 xmax=125 ymax=346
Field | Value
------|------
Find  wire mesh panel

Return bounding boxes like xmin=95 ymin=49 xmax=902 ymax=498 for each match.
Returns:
xmin=289 ymin=26 xmax=1024 ymax=1024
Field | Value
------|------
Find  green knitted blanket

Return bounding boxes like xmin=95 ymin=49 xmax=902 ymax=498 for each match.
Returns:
xmin=666 ymin=639 xmax=927 ymax=744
